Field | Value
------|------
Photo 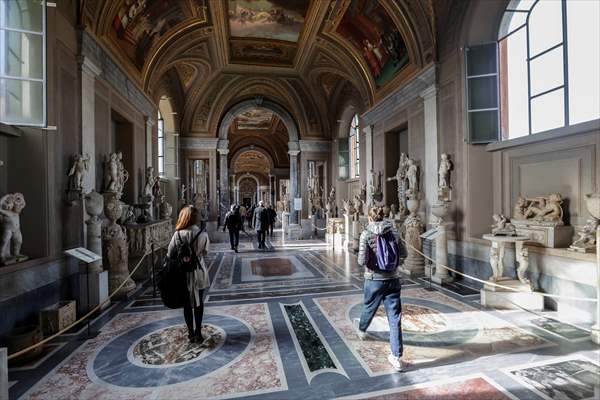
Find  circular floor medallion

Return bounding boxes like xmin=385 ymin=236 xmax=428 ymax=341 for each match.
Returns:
xmin=131 ymin=324 xmax=224 ymax=366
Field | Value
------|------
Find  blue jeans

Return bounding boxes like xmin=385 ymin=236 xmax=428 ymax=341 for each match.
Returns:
xmin=358 ymin=278 xmax=403 ymax=357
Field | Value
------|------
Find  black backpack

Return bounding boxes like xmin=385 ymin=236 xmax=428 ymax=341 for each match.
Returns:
xmin=157 ymin=229 xmax=203 ymax=309
xmin=176 ymin=230 xmax=202 ymax=273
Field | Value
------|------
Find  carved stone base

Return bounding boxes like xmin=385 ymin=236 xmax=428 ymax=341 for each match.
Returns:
xmin=512 ymin=220 xmax=574 ymax=248
xmin=480 ymin=286 xmax=543 ymax=311
xmin=103 ymin=236 xmax=135 ymax=299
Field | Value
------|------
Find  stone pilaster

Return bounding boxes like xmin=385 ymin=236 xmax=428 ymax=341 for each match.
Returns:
xmin=363 ymin=125 xmax=373 ymax=208
xmin=78 ymin=56 xmax=101 ymax=193
xmin=145 ymin=117 xmax=154 ymax=168
xmin=289 ymin=149 xmax=300 ymax=224
xmin=217 ymin=143 xmax=229 ymax=224
xmin=421 ymin=85 xmax=439 ymax=219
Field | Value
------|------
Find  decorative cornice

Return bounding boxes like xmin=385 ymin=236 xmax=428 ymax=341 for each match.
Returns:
xmin=299 ymin=140 xmax=331 ymax=153
xmin=180 ymin=137 xmax=219 ymax=150
xmin=361 ymin=65 xmax=436 ymax=126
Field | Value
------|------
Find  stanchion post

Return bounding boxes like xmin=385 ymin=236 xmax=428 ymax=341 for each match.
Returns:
xmin=592 ymin=226 xmax=600 ymax=345
xmin=0 ymin=347 xmax=7 ymax=400
xmin=151 ymin=242 xmax=156 ymax=299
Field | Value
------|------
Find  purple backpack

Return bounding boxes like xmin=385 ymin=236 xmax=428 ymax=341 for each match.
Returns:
xmin=367 ymin=231 xmax=399 ymax=271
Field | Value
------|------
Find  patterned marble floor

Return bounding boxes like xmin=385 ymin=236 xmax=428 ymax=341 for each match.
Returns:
xmin=8 ymin=230 xmax=600 ymax=400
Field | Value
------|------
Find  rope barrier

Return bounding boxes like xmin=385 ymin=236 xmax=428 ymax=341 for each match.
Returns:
xmin=7 ymin=243 xmax=166 ymax=361
xmin=398 ymin=236 xmax=598 ymax=303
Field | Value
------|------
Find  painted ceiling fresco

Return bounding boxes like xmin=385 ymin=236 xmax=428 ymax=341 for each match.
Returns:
xmin=336 ymin=0 xmax=409 ymax=88
xmin=234 ymin=108 xmax=275 ymax=130
xmin=234 ymin=150 xmax=270 ymax=174
xmin=111 ymin=0 xmax=209 ymax=69
xmin=228 ymin=0 xmax=309 ymax=42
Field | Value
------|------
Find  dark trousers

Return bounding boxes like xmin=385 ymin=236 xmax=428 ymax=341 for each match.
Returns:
xmin=267 ymin=224 xmax=274 ymax=236
xmin=257 ymin=230 xmax=266 ymax=248
xmin=228 ymin=229 xmax=240 ymax=249
xmin=183 ymin=289 xmax=204 ymax=336
xmin=358 ymin=278 xmax=403 ymax=357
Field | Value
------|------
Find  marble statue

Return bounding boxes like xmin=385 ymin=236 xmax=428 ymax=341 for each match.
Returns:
xmin=180 ymin=184 xmax=188 ymax=204
xmin=0 ymin=193 xmax=27 ymax=265
xmin=491 ymin=214 xmax=517 ymax=236
xmin=159 ymin=195 xmax=173 ymax=219
xmin=326 ymin=187 xmax=336 ymax=218
xmin=438 ymin=153 xmax=452 ymax=189
xmin=406 ymin=159 xmax=419 ymax=194
xmin=387 ymin=153 xmax=409 ymax=212
xmin=370 ymin=170 xmax=383 ymax=203
xmin=516 ymin=246 xmax=531 ymax=286
xmin=352 ymin=195 xmax=363 ymax=221
xmin=489 ymin=245 xmax=502 ymax=281
xmin=342 ymin=199 xmax=356 ymax=216
xmin=104 ymin=152 xmax=129 ymax=198
xmin=68 ymin=153 xmax=90 ymax=191
xmin=514 ymin=194 xmax=564 ymax=223
xmin=389 ymin=204 xmax=397 ymax=219
xmin=359 ymin=183 xmax=367 ymax=202
xmin=569 ymin=218 xmax=599 ymax=253
xmin=143 ymin=166 xmax=158 ymax=201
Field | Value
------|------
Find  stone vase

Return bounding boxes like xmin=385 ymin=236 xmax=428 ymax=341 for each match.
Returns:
xmin=102 ymin=194 xmax=135 ymax=298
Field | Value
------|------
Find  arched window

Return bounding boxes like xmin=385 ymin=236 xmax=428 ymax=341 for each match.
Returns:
xmin=349 ymin=114 xmax=360 ymax=178
xmin=498 ymin=0 xmax=600 ymax=140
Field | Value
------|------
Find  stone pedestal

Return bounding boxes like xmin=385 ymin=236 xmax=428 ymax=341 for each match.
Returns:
xmin=432 ymin=223 xmax=453 ymax=284
xmin=125 ymin=219 xmax=172 ymax=282
xmin=512 ymin=220 xmax=574 ymax=248
xmin=301 ymin=218 xmax=312 ymax=239
xmin=343 ymin=214 xmax=353 ymax=249
xmin=282 ymin=212 xmax=290 ymax=235
xmin=287 ymin=224 xmax=302 ymax=240
xmin=78 ymin=270 xmax=109 ymax=314
xmin=1 ymin=347 xmax=7 ymax=400
xmin=84 ymin=191 xmax=104 ymax=273
xmin=480 ymin=278 xmax=543 ymax=310
xmin=102 ymin=194 xmax=135 ymax=299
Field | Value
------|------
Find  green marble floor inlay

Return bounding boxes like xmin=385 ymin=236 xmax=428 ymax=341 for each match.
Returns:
xmin=284 ymin=304 xmax=336 ymax=372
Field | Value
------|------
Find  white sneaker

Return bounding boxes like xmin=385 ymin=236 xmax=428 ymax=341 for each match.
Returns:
xmin=353 ymin=318 xmax=367 ymax=340
xmin=387 ymin=354 xmax=405 ymax=372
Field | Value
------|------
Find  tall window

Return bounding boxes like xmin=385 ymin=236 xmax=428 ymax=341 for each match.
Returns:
xmin=498 ymin=0 xmax=600 ymax=140
xmin=349 ymin=114 xmax=360 ymax=178
xmin=157 ymin=111 xmax=164 ymax=176
xmin=0 ymin=0 xmax=46 ymax=126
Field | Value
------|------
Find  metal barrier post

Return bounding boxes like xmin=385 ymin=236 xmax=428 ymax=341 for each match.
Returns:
xmin=151 ymin=242 xmax=157 ymax=298
xmin=1 ymin=347 xmax=8 ymax=400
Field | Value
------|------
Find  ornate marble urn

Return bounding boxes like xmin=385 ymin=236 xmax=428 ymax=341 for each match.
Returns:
xmin=585 ymin=193 xmax=600 ymax=220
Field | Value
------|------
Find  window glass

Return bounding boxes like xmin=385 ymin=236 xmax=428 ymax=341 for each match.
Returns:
xmin=529 ymin=46 xmax=563 ymax=96
xmin=157 ymin=113 xmax=164 ymax=176
xmin=500 ymin=29 xmax=529 ymax=139
xmin=0 ymin=0 xmax=46 ymax=126
xmin=567 ymin=0 xmax=600 ymax=124
xmin=531 ymin=88 xmax=564 ymax=133
xmin=528 ymin=0 xmax=562 ymax=56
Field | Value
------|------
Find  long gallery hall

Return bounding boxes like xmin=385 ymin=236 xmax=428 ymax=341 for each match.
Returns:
xmin=0 ymin=1 xmax=599 ymax=399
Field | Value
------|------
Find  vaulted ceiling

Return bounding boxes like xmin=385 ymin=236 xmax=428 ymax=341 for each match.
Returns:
xmin=80 ymin=0 xmax=436 ymax=139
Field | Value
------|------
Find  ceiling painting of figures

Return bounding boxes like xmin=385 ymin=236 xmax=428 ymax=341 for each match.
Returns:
xmin=228 ymin=0 xmax=310 ymax=42
xmin=234 ymin=151 xmax=271 ymax=175
xmin=336 ymin=0 xmax=409 ymax=88
xmin=111 ymin=0 xmax=209 ymax=70
xmin=234 ymin=108 xmax=275 ymax=130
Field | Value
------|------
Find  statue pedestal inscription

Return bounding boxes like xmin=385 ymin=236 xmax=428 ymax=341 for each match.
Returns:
xmin=480 ymin=234 xmax=542 ymax=310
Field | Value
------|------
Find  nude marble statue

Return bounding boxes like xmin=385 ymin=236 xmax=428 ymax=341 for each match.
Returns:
xmin=0 ymin=193 xmax=27 ymax=265
xmin=68 ymin=153 xmax=90 ymax=191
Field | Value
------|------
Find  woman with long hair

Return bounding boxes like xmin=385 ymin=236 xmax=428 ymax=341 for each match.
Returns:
xmin=167 ymin=205 xmax=210 ymax=343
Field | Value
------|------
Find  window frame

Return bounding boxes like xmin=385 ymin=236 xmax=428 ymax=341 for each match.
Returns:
xmin=0 ymin=0 xmax=47 ymax=127
xmin=497 ymin=0 xmax=582 ymax=140
xmin=349 ymin=114 xmax=360 ymax=179
xmin=157 ymin=112 xmax=165 ymax=176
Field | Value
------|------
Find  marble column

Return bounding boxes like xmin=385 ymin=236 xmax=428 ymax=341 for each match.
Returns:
xmin=268 ymin=174 xmax=273 ymax=205
xmin=217 ymin=144 xmax=229 ymax=224
xmin=432 ymin=223 xmax=453 ymax=284
xmin=363 ymin=125 xmax=373 ymax=208
xmin=421 ymin=85 xmax=439 ymax=219
xmin=78 ymin=56 xmax=101 ymax=192
xmin=289 ymin=150 xmax=300 ymax=224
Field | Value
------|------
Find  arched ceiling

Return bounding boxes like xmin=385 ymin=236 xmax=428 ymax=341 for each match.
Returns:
xmin=233 ymin=150 xmax=271 ymax=175
xmin=81 ymin=0 xmax=436 ymax=138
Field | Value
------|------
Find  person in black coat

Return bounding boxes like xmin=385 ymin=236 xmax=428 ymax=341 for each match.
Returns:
xmin=253 ymin=201 xmax=269 ymax=249
xmin=223 ymin=204 xmax=243 ymax=252
xmin=266 ymin=204 xmax=277 ymax=236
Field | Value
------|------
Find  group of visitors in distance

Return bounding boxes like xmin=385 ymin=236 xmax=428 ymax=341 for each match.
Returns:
xmin=159 ymin=204 xmax=406 ymax=371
